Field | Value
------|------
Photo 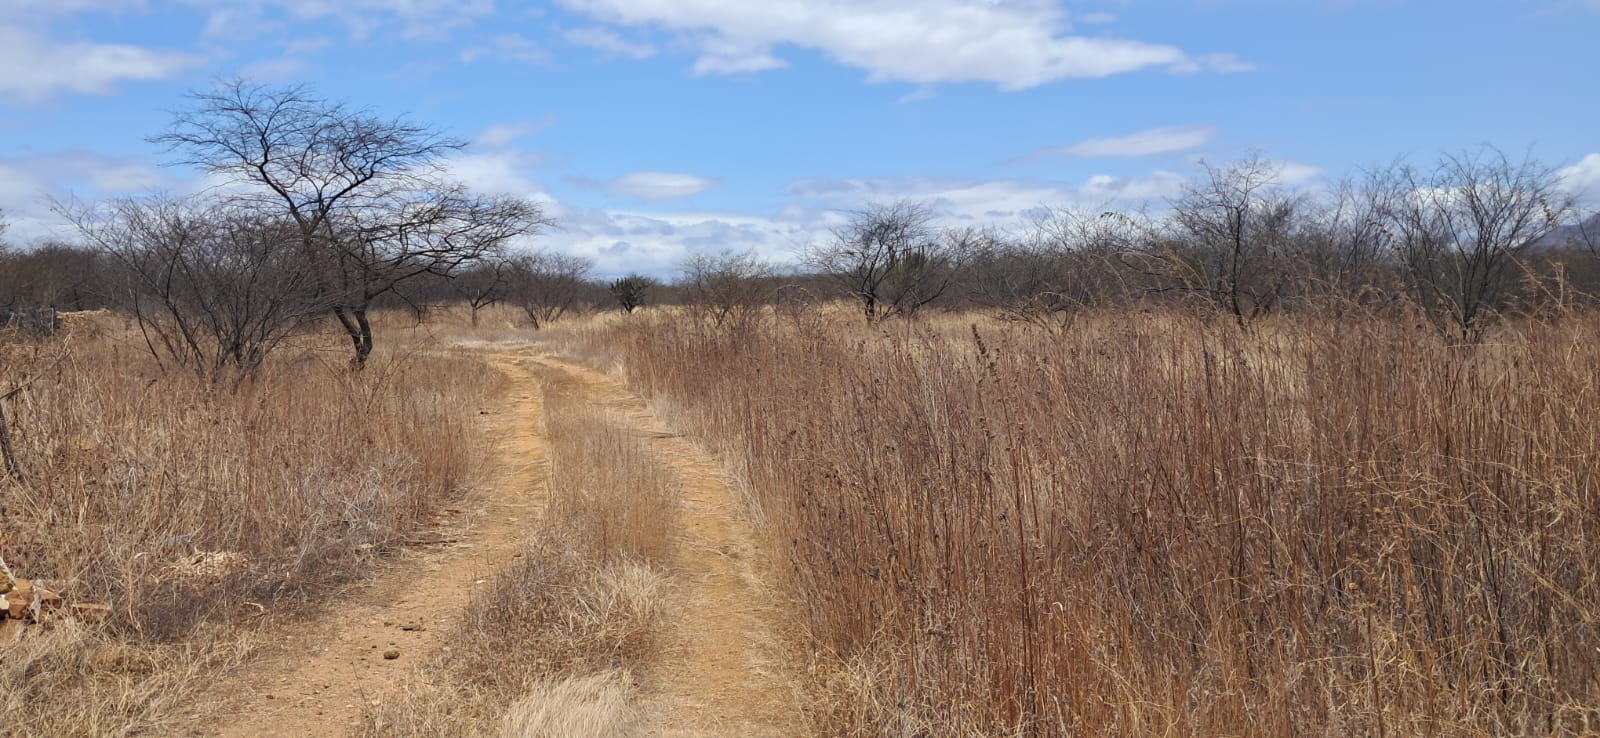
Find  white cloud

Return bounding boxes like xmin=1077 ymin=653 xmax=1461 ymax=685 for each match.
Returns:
xmin=565 ymin=26 xmax=658 ymax=59
xmin=0 ymin=26 xmax=200 ymax=103
xmin=1272 ymin=160 xmax=1324 ymax=186
xmin=789 ymin=171 xmax=1188 ymax=220
xmin=0 ymin=151 xmax=177 ymax=243
xmin=542 ymin=205 xmax=821 ymax=276
xmin=553 ymin=168 xmax=1200 ymax=277
xmin=1076 ymin=171 xmax=1188 ymax=203
xmin=1199 ymin=53 xmax=1256 ymax=74
xmin=473 ymin=119 xmax=554 ymax=149
xmin=188 ymin=0 xmax=495 ymax=41
xmin=556 ymin=0 xmax=1241 ymax=89
xmin=1560 ymin=153 xmax=1600 ymax=207
xmin=606 ymin=171 xmax=717 ymax=201
xmin=1172 ymin=52 xmax=1257 ymax=74
xmin=461 ymin=33 xmax=547 ymax=64
xmin=1017 ymin=124 xmax=1217 ymax=161
xmin=690 ymin=36 xmax=787 ymax=75
xmin=441 ymin=150 xmax=550 ymax=199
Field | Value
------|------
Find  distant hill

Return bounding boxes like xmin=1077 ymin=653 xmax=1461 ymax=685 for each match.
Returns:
xmin=1531 ymin=212 xmax=1600 ymax=251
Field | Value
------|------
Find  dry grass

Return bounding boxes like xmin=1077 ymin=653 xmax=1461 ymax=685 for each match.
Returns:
xmin=500 ymin=670 xmax=638 ymax=738
xmin=358 ymin=368 xmax=677 ymax=738
xmin=0 ymin=319 xmax=497 ymax=736
xmin=576 ymin=307 xmax=1600 ymax=737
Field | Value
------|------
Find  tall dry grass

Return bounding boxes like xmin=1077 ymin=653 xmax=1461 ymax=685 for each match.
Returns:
xmin=360 ymin=368 xmax=678 ymax=738
xmin=0 ymin=321 xmax=497 ymax=735
xmin=586 ymin=308 xmax=1600 ymax=736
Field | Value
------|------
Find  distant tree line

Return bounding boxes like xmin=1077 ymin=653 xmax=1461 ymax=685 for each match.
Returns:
xmin=549 ymin=146 xmax=1593 ymax=343
xmin=5 ymin=131 xmax=1599 ymax=369
xmin=795 ymin=147 xmax=1600 ymax=342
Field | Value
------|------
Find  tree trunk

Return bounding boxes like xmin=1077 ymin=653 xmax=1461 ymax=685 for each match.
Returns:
xmin=354 ymin=308 xmax=373 ymax=366
xmin=334 ymin=305 xmax=376 ymax=368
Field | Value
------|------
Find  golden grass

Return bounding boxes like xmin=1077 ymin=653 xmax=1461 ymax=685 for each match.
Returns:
xmin=500 ymin=670 xmax=639 ymax=738
xmin=575 ymin=307 xmax=1600 ymax=737
xmin=0 ymin=320 xmax=497 ymax=736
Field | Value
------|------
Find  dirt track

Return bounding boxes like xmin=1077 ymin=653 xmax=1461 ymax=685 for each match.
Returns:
xmin=205 ymin=346 xmax=803 ymax=737
xmin=206 ymin=353 xmax=547 ymax=737
xmin=534 ymin=357 xmax=805 ymax=737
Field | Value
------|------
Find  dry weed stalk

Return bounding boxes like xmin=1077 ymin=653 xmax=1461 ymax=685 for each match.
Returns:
xmin=592 ymin=309 xmax=1600 ymax=737
xmin=0 ymin=325 xmax=494 ymax=736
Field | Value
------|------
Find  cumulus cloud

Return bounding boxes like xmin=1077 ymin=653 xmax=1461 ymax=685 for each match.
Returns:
xmin=0 ymin=151 xmax=177 ymax=242
xmin=551 ymin=168 xmax=1201 ymax=277
xmin=1015 ymin=124 xmax=1217 ymax=162
xmin=542 ymin=205 xmax=822 ymax=276
xmin=0 ymin=26 xmax=200 ymax=103
xmin=605 ymin=171 xmax=718 ymax=201
xmin=555 ymin=0 xmax=1240 ymax=89
xmin=565 ymin=26 xmax=657 ymax=59
xmin=1560 ymin=153 xmax=1600 ymax=207
xmin=439 ymin=148 xmax=551 ymax=200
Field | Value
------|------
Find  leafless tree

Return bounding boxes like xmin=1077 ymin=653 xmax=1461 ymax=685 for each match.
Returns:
xmin=804 ymin=200 xmax=968 ymax=321
xmin=1284 ymin=177 xmax=1392 ymax=311
xmin=678 ymin=250 xmax=776 ymax=329
xmin=1 ymin=242 xmax=107 ymax=311
xmin=65 ymin=197 xmax=321 ymax=382
xmin=1568 ymin=210 xmax=1600 ymax=256
xmin=609 ymin=274 xmax=656 ymax=313
xmin=153 ymin=80 xmax=551 ymax=366
xmin=506 ymin=251 xmax=594 ymax=328
xmin=1126 ymin=155 xmax=1301 ymax=328
xmin=1369 ymin=147 xmax=1572 ymax=342
xmin=961 ymin=228 xmax=1065 ymax=326
xmin=448 ymin=258 xmax=512 ymax=327
xmin=964 ymin=209 xmax=1143 ymax=329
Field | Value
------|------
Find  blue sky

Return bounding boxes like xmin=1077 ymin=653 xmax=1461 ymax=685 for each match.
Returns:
xmin=2 ymin=0 xmax=1597 ymax=276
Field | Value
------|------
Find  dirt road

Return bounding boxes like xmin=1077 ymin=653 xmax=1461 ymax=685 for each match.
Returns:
xmin=206 ymin=346 xmax=804 ymax=737
xmin=531 ymin=357 xmax=805 ymax=737
xmin=206 ymin=353 xmax=548 ymax=737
